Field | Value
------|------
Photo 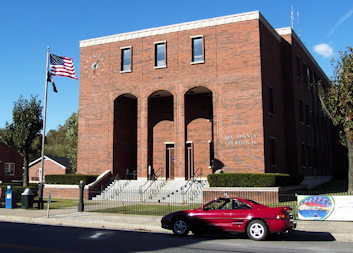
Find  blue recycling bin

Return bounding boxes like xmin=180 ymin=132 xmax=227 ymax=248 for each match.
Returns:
xmin=5 ymin=185 xmax=17 ymax=209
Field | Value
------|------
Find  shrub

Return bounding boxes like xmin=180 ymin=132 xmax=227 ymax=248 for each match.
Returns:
xmin=45 ymin=174 xmax=98 ymax=185
xmin=207 ymin=173 xmax=304 ymax=187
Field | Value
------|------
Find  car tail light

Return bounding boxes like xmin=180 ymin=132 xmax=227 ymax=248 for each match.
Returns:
xmin=277 ymin=213 xmax=287 ymax=219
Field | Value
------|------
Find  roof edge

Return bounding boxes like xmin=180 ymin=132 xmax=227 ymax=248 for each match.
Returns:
xmin=80 ymin=11 xmax=266 ymax=47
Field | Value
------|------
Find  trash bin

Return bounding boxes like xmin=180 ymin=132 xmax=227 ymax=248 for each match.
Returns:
xmin=21 ymin=188 xmax=34 ymax=209
xmin=5 ymin=185 xmax=17 ymax=209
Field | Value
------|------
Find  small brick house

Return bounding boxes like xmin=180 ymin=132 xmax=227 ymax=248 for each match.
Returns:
xmin=77 ymin=11 xmax=346 ymax=182
xmin=0 ymin=142 xmax=23 ymax=183
xmin=29 ymin=156 xmax=70 ymax=182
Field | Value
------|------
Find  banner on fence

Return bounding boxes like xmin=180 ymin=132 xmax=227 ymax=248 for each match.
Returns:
xmin=297 ymin=195 xmax=353 ymax=221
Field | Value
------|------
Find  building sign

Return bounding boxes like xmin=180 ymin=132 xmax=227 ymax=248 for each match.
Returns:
xmin=297 ymin=195 xmax=353 ymax=221
xmin=225 ymin=134 xmax=257 ymax=146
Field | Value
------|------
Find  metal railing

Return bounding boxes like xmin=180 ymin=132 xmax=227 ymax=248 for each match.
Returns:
xmin=84 ymin=189 xmax=352 ymax=217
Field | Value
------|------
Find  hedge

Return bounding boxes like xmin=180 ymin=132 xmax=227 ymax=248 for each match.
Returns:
xmin=207 ymin=173 xmax=304 ymax=187
xmin=45 ymin=174 xmax=98 ymax=185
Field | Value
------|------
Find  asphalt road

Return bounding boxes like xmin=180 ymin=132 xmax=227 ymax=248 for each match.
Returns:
xmin=0 ymin=222 xmax=352 ymax=253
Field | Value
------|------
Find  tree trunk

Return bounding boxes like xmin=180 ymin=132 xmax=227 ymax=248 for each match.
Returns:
xmin=23 ymin=153 xmax=29 ymax=187
xmin=347 ymin=138 xmax=353 ymax=193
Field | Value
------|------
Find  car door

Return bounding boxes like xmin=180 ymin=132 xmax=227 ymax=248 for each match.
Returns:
xmin=227 ymin=199 xmax=252 ymax=232
xmin=191 ymin=198 xmax=233 ymax=232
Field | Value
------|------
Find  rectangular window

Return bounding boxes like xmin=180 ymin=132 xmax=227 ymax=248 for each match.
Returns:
xmin=270 ymin=137 xmax=276 ymax=166
xmin=306 ymin=104 xmax=310 ymax=126
xmin=4 ymin=163 xmax=15 ymax=176
xmin=301 ymin=142 xmax=306 ymax=167
xmin=302 ymin=63 xmax=307 ymax=85
xmin=307 ymin=145 xmax=312 ymax=167
xmin=296 ymin=55 xmax=301 ymax=79
xmin=121 ymin=46 xmax=132 ymax=72
xmin=191 ymin=36 xmax=204 ymax=63
xmin=154 ymin=41 xmax=166 ymax=68
xmin=268 ymin=87 xmax=274 ymax=115
xmin=299 ymin=99 xmax=304 ymax=123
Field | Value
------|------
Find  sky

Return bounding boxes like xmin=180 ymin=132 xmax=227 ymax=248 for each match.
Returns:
xmin=1 ymin=0 xmax=352 ymax=134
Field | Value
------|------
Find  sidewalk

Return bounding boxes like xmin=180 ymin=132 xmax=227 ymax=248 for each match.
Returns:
xmin=0 ymin=206 xmax=352 ymax=242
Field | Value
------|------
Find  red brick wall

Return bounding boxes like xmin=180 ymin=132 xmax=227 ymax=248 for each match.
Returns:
xmin=0 ymin=143 xmax=23 ymax=182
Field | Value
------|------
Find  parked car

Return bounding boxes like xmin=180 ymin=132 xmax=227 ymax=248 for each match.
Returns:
xmin=161 ymin=196 xmax=296 ymax=241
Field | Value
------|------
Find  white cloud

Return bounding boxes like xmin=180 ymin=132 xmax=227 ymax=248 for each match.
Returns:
xmin=326 ymin=8 xmax=353 ymax=38
xmin=313 ymin=43 xmax=334 ymax=58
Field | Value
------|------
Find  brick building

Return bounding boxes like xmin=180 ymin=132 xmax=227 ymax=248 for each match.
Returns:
xmin=77 ymin=11 xmax=344 ymax=182
xmin=28 ymin=156 xmax=70 ymax=182
xmin=0 ymin=142 xmax=23 ymax=182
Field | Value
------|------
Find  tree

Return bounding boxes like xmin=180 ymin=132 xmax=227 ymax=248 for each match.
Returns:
xmin=63 ymin=112 xmax=78 ymax=172
xmin=315 ymin=47 xmax=353 ymax=192
xmin=43 ymin=112 xmax=78 ymax=173
xmin=0 ymin=95 xmax=43 ymax=186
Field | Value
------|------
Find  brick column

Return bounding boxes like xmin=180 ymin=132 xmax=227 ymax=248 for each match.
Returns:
xmin=137 ymin=96 xmax=148 ymax=180
xmin=175 ymin=92 xmax=185 ymax=180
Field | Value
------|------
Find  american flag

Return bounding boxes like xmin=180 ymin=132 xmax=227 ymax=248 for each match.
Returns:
xmin=50 ymin=54 xmax=78 ymax=80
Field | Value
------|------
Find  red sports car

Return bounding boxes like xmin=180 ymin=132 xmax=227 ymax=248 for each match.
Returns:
xmin=161 ymin=197 xmax=296 ymax=241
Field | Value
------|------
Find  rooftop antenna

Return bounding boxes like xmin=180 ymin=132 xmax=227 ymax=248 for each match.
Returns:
xmin=297 ymin=11 xmax=301 ymax=39
xmin=291 ymin=6 xmax=294 ymax=29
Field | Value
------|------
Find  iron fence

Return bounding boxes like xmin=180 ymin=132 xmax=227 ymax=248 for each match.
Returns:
xmin=84 ymin=189 xmax=352 ymax=218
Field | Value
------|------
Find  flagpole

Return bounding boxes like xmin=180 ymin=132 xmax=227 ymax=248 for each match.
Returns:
xmin=39 ymin=47 xmax=50 ymax=209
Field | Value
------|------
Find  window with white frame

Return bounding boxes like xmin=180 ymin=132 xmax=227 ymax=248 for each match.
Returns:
xmin=4 ymin=163 xmax=15 ymax=176
xmin=191 ymin=36 xmax=204 ymax=63
xmin=120 ymin=46 xmax=132 ymax=72
xmin=154 ymin=41 xmax=166 ymax=68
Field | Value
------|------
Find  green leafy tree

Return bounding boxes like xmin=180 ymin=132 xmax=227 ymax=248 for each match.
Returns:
xmin=0 ymin=95 xmax=43 ymax=186
xmin=63 ymin=112 xmax=78 ymax=172
xmin=316 ymin=47 xmax=353 ymax=192
xmin=45 ymin=126 xmax=67 ymax=157
xmin=43 ymin=112 xmax=78 ymax=173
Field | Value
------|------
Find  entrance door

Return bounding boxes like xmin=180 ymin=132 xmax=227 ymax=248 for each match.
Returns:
xmin=166 ymin=144 xmax=174 ymax=180
xmin=186 ymin=142 xmax=194 ymax=179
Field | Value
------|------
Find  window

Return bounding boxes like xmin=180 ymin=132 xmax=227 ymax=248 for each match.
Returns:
xmin=191 ymin=36 xmax=204 ymax=63
xmin=268 ymin=87 xmax=274 ymax=115
xmin=4 ymin=163 xmax=15 ymax=176
xmin=296 ymin=55 xmax=301 ymax=79
xmin=121 ymin=46 xmax=132 ymax=72
xmin=307 ymin=145 xmax=312 ymax=167
xmin=270 ymin=137 xmax=276 ymax=166
xmin=299 ymin=99 xmax=304 ymax=123
xmin=301 ymin=142 xmax=306 ymax=167
xmin=154 ymin=41 xmax=166 ymax=68
xmin=306 ymin=104 xmax=310 ymax=126
xmin=302 ymin=63 xmax=307 ymax=85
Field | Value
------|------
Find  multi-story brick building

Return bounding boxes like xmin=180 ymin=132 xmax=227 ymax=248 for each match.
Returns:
xmin=77 ymin=11 xmax=344 ymax=183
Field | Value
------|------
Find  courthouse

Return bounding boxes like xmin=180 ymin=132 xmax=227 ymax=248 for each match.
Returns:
xmin=77 ymin=11 xmax=343 ymax=183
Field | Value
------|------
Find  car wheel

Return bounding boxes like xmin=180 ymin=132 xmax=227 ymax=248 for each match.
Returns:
xmin=247 ymin=220 xmax=269 ymax=241
xmin=172 ymin=218 xmax=189 ymax=236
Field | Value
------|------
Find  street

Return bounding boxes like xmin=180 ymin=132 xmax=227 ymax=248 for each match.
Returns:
xmin=0 ymin=222 xmax=352 ymax=253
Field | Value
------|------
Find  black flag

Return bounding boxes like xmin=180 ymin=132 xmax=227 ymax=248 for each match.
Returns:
xmin=47 ymin=72 xmax=58 ymax=93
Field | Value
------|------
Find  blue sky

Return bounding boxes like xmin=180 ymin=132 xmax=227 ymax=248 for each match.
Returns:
xmin=1 ymin=0 xmax=352 ymax=133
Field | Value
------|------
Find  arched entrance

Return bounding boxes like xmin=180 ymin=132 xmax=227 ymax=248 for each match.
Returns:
xmin=148 ymin=90 xmax=174 ymax=180
xmin=113 ymin=94 xmax=137 ymax=179
xmin=185 ymin=87 xmax=213 ymax=179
